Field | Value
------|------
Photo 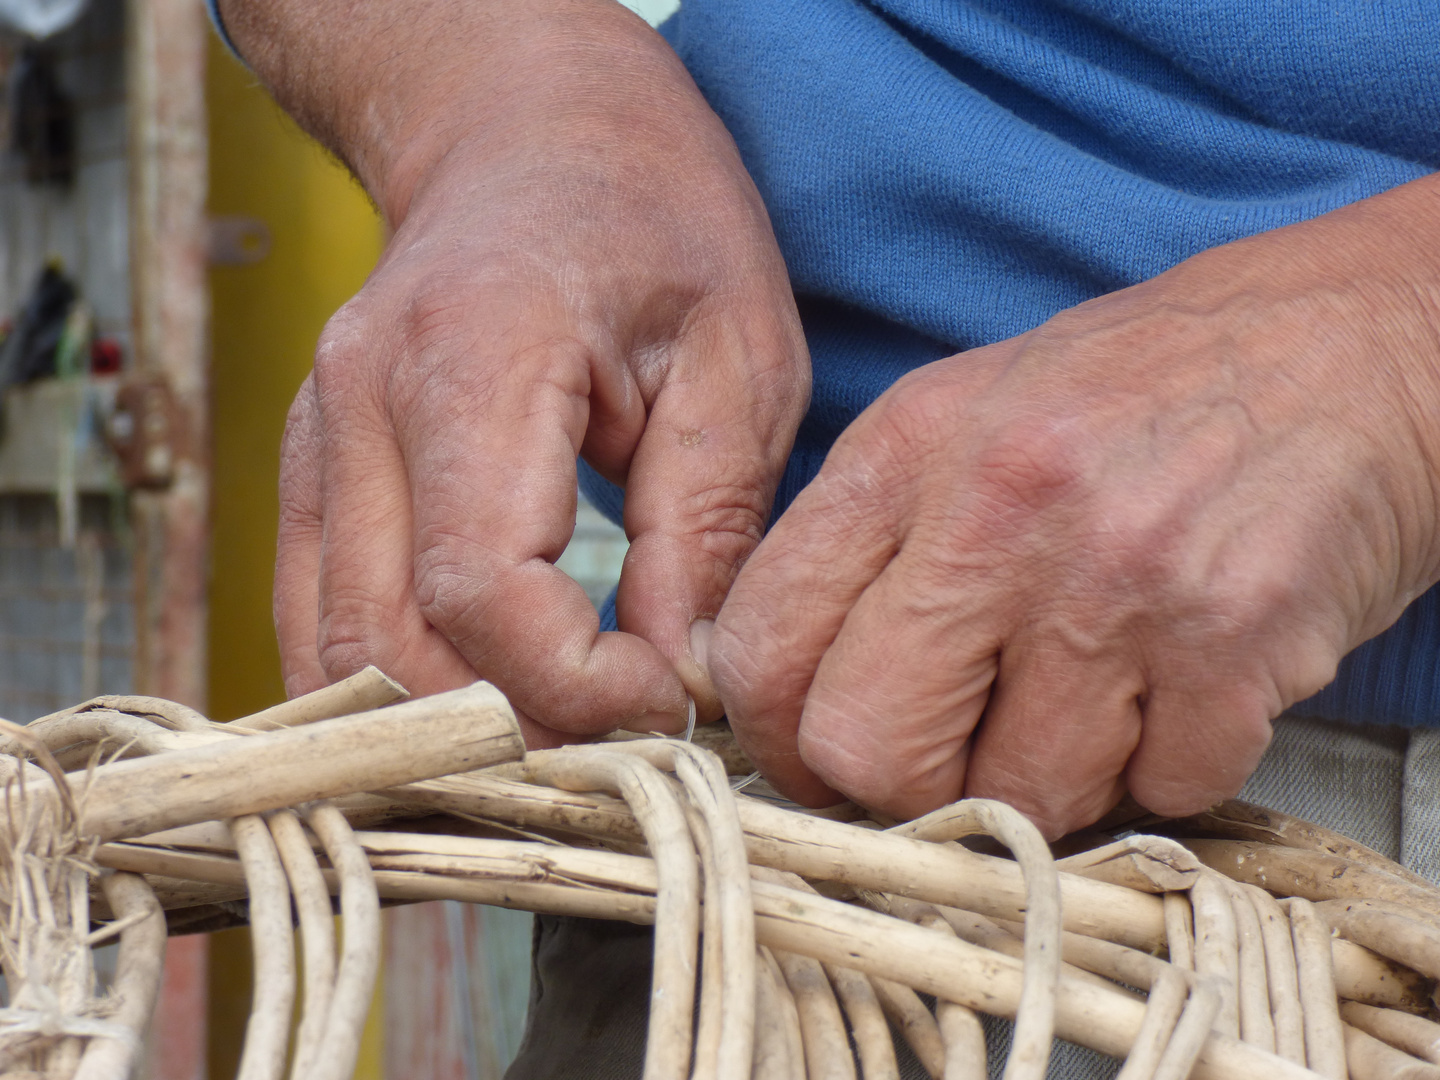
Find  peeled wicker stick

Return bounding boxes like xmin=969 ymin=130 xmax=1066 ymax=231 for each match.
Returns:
xmin=1288 ymin=896 xmax=1349 ymax=1080
xmin=82 ymin=684 xmax=522 ymax=842
xmin=1331 ymin=940 xmax=1436 ymax=1015
xmin=824 ymin=962 xmax=901 ymax=1080
xmin=304 ymin=802 xmax=381 ymax=1080
xmin=230 ymin=666 xmax=407 ymax=732
xmin=689 ymin=801 xmax=726 ymax=1080
xmin=1167 ymin=801 xmax=1440 ymax=894
xmin=1342 ymin=1022 xmax=1440 ymax=1080
xmin=1316 ymin=900 xmax=1440 ymax=984
xmin=267 ymin=810 xmax=336 ymax=1080
xmin=941 ymin=908 xmax=1143 ymax=1000
xmin=19 ymin=694 xmax=212 ymax=737
xmin=908 ymin=907 xmax=988 ymax=1080
xmin=1229 ymin=880 xmax=1276 ymax=1053
xmin=3 ymin=683 xmax=521 ymax=844
xmin=1056 ymin=835 xmax=1200 ymax=894
xmin=1163 ymin=892 xmax=1195 ymax=971
xmin=230 ymin=814 xmax=296 ymax=1080
xmin=773 ymin=949 xmax=856 ymax=1080
xmin=1113 ymin=966 xmax=1189 ymax=1080
xmin=1243 ymin=886 xmax=1304 ymax=1063
xmin=516 ymin=749 xmax=701 ymax=1080
xmin=1151 ymin=977 xmax=1224 ymax=1080
xmin=672 ymin=743 xmax=757 ymax=1080
xmin=872 ymin=976 xmax=946 ymax=1079
xmin=890 ymin=799 xmax=1061 ymax=1080
xmin=757 ymin=865 xmax=880 ymax=1080
xmin=1191 ymin=872 xmax=1241 ymax=1039
xmin=1341 ymin=1003 xmax=1440 ymax=1065
xmin=71 ymin=872 xmax=166 ymax=1080
xmin=752 ymin=946 xmax=798 ymax=1080
xmin=1184 ymin=841 xmax=1440 ymax=926
xmin=762 ymin=947 xmax=807 ymax=1078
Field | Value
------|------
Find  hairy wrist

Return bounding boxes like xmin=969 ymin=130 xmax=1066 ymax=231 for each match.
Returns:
xmin=217 ymin=0 xmax=687 ymax=223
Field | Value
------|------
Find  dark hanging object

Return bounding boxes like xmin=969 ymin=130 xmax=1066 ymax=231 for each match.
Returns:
xmin=0 ymin=265 xmax=79 ymax=389
xmin=9 ymin=46 xmax=75 ymax=186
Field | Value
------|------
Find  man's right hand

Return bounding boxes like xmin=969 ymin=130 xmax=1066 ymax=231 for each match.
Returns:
xmin=221 ymin=0 xmax=810 ymax=742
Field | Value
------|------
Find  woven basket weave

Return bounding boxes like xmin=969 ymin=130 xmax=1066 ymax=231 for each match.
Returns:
xmin=2 ymin=667 xmax=1437 ymax=1080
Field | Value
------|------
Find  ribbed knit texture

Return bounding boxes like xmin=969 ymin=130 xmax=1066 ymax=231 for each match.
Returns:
xmin=579 ymin=0 xmax=1439 ymax=725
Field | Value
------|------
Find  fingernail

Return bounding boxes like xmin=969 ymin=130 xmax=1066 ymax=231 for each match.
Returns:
xmin=689 ymin=618 xmax=715 ymax=673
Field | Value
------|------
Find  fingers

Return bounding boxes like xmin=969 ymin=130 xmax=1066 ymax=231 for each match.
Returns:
xmin=962 ymin=633 xmax=1145 ymax=839
xmin=709 ymin=459 xmax=901 ymax=807
xmin=789 ymin=549 xmax=1001 ymax=820
xmin=276 ymin=370 xmax=480 ymax=705
xmin=309 ymin=341 xmax=480 ymax=700
xmin=615 ymin=308 xmax=808 ymax=720
xmin=274 ymin=376 xmax=328 ymax=697
xmin=390 ymin=317 xmax=689 ymax=735
xmin=1124 ymin=682 xmax=1274 ymax=819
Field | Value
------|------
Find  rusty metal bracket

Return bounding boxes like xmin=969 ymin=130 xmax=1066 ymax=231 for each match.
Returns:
xmin=106 ymin=376 xmax=183 ymax=490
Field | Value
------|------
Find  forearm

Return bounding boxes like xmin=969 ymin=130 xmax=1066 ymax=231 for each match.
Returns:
xmin=1329 ymin=172 xmax=1440 ymax=471
xmin=1301 ymin=171 xmax=1440 ymax=579
xmin=216 ymin=0 xmax=684 ymax=223
xmin=1172 ymin=170 xmax=1440 ymax=584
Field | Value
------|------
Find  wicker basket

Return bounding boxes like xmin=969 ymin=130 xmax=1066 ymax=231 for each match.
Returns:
xmin=2 ymin=668 xmax=1437 ymax=1080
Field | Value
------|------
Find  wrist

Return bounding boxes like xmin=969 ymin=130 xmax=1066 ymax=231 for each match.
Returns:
xmin=219 ymin=0 xmax=686 ymax=224
xmin=1339 ymin=177 xmax=1440 ymax=582
xmin=1173 ymin=172 xmax=1440 ymax=595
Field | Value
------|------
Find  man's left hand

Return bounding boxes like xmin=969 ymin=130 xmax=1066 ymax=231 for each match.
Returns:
xmin=709 ymin=174 xmax=1440 ymax=839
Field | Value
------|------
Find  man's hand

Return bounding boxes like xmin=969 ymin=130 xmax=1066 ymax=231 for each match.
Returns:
xmin=223 ymin=0 xmax=809 ymax=742
xmin=710 ymin=175 xmax=1440 ymax=838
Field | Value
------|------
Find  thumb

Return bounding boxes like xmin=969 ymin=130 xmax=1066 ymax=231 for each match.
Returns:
xmin=613 ymin=326 xmax=808 ymax=721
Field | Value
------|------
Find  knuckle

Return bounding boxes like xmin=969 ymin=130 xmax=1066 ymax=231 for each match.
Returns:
xmin=412 ymin=543 xmax=488 ymax=638
xmin=313 ymin=296 xmax=376 ymax=383
xmin=312 ymin=293 xmax=402 ymax=419
xmin=852 ymin=371 xmax=961 ymax=476
xmin=710 ymin=621 xmax=812 ymax=732
xmin=970 ymin=411 xmax=1092 ymax=521
xmin=316 ymin=590 xmax=395 ymax=681
xmin=281 ymin=375 xmax=319 ymax=447
xmin=797 ymin=721 xmax=886 ymax=804
xmin=685 ymin=482 xmax=769 ymax=590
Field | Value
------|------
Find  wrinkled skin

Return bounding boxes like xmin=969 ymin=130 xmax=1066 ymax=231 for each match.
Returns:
xmin=229 ymin=0 xmax=1440 ymax=834
xmin=248 ymin=2 xmax=810 ymax=746
xmin=711 ymin=182 xmax=1440 ymax=837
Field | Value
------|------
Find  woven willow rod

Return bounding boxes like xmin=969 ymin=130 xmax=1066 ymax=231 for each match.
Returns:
xmin=4 ymin=674 xmax=1440 ymax=1080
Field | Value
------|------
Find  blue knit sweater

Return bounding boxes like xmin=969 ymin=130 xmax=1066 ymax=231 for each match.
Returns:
xmin=583 ymin=0 xmax=1440 ymax=726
